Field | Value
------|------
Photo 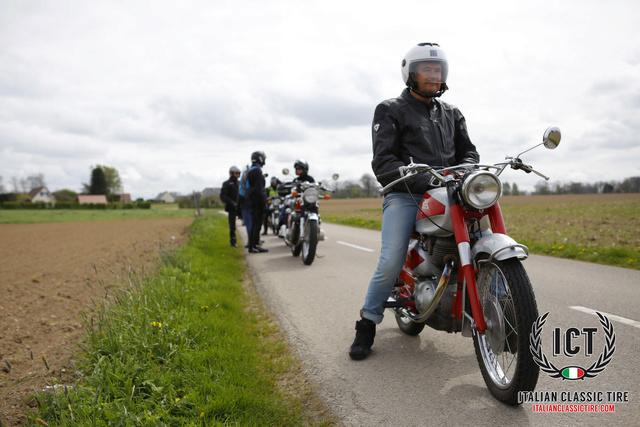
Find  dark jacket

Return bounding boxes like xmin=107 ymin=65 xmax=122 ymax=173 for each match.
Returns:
xmin=371 ymin=88 xmax=480 ymax=194
xmin=220 ymin=176 xmax=239 ymax=213
xmin=294 ymin=173 xmax=315 ymax=183
xmin=244 ymin=162 xmax=266 ymax=210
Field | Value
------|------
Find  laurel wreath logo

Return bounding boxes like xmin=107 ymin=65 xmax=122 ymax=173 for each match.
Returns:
xmin=529 ymin=311 xmax=616 ymax=379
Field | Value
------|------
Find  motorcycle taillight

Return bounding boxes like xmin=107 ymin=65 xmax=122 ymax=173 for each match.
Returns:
xmin=294 ymin=199 xmax=301 ymax=211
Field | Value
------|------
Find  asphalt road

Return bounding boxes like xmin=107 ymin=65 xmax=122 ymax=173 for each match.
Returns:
xmin=238 ymin=220 xmax=640 ymax=426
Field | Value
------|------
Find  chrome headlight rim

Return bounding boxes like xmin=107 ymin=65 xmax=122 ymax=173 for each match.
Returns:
xmin=303 ymin=188 xmax=319 ymax=203
xmin=461 ymin=171 xmax=502 ymax=210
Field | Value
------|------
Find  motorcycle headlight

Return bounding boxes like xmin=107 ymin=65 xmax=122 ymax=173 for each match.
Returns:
xmin=461 ymin=171 xmax=501 ymax=210
xmin=272 ymin=198 xmax=281 ymax=206
xmin=303 ymin=188 xmax=319 ymax=203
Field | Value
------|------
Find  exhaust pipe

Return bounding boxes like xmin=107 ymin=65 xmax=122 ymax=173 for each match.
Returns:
xmin=396 ymin=258 xmax=455 ymax=323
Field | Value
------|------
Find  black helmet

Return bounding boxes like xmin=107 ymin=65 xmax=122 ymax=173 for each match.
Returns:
xmin=251 ymin=151 xmax=266 ymax=166
xmin=229 ymin=165 xmax=241 ymax=176
xmin=294 ymin=159 xmax=309 ymax=174
xmin=401 ymin=42 xmax=449 ymax=98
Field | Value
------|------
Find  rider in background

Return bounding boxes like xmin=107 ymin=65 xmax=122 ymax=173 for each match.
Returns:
xmin=263 ymin=177 xmax=281 ymax=235
xmin=349 ymin=43 xmax=480 ymax=360
xmin=277 ymin=159 xmax=315 ymax=232
xmin=220 ymin=165 xmax=241 ymax=247
xmin=292 ymin=159 xmax=315 ymax=183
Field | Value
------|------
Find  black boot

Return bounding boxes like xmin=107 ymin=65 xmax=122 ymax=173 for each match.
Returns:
xmin=349 ymin=318 xmax=376 ymax=360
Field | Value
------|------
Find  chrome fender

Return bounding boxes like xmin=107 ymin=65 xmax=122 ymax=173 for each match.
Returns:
xmin=471 ymin=233 xmax=529 ymax=264
xmin=306 ymin=213 xmax=319 ymax=221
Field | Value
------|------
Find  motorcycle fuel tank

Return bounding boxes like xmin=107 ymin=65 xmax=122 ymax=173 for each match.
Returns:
xmin=415 ymin=188 xmax=453 ymax=237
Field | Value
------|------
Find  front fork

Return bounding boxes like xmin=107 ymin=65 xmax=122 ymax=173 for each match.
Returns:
xmin=447 ymin=184 xmax=487 ymax=334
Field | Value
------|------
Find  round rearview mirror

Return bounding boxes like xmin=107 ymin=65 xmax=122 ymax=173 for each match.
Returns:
xmin=282 ymin=168 xmax=290 ymax=175
xmin=332 ymin=173 xmax=340 ymax=181
xmin=543 ymin=126 xmax=561 ymax=149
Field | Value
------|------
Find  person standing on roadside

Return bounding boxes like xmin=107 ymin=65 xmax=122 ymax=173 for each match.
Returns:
xmin=220 ymin=166 xmax=241 ymax=247
xmin=245 ymin=151 xmax=268 ymax=253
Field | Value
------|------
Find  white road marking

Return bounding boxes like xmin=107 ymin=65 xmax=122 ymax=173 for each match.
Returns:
xmin=336 ymin=240 xmax=375 ymax=253
xmin=569 ymin=305 xmax=640 ymax=329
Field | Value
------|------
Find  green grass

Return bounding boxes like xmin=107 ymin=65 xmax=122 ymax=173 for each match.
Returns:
xmin=321 ymin=198 xmax=640 ymax=270
xmin=30 ymin=214 xmax=332 ymax=426
xmin=0 ymin=206 xmax=195 ymax=223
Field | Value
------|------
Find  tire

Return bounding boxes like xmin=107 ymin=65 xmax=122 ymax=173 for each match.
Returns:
xmin=395 ymin=313 xmax=425 ymax=336
xmin=291 ymin=244 xmax=302 ymax=257
xmin=301 ymin=220 xmax=318 ymax=265
xmin=472 ymin=259 xmax=539 ymax=405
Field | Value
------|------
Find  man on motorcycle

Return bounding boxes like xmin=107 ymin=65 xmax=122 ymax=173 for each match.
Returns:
xmin=277 ymin=159 xmax=315 ymax=232
xmin=293 ymin=159 xmax=315 ymax=183
xmin=220 ymin=165 xmax=241 ymax=247
xmin=349 ymin=43 xmax=480 ymax=360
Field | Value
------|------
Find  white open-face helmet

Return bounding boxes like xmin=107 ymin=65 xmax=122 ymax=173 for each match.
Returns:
xmin=401 ymin=42 xmax=449 ymax=98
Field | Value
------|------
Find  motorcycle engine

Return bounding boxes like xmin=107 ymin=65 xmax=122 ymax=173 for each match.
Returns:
xmin=414 ymin=278 xmax=438 ymax=313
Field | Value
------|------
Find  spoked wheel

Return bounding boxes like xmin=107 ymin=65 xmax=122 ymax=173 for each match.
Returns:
xmin=472 ymin=259 xmax=539 ymax=405
xmin=395 ymin=313 xmax=425 ymax=336
xmin=301 ymin=220 xmax=318 ymax=265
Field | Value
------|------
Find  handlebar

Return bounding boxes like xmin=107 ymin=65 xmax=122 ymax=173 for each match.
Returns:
xmin=380 ymin=156 xmax=550 ymax=193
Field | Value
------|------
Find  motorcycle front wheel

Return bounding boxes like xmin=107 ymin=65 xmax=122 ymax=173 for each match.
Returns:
xmin=472 ymin=258 xmax=539 ymax=406
xmin=301 ymin=220 xmax=318 ymax=265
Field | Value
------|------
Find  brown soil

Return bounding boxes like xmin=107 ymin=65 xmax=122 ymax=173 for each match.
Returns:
xmin=0 ymin=218 xmax=192 ymax=426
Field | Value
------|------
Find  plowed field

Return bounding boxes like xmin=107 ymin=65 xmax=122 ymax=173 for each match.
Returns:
xmin=0 ymin=218 xmax=192 ymax=426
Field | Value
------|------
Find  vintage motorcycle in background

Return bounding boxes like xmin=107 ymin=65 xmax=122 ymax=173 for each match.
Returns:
xmin=383 ymin=127 xmax=561 ymax=405
xmin=266 ymin=194 xmax=284 ymax=235
xmin=279 ymin=171 xmax=338 ymax=265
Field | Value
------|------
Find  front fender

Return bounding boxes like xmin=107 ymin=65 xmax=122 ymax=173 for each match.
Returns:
xmin=306 ymin=213 xmax=319 ymax=221
xmin=471 ymin=233 xmax=529 ymax=263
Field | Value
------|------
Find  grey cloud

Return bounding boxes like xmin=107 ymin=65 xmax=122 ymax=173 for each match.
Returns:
xmin=150 ymin=96 xmax=305 ymax=142
xmin=271 ymin=96 xmax=372 ymax=129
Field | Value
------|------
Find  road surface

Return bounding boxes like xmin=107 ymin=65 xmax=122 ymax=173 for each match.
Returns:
xmin=239 ymin=221 xmax=640 ymax=426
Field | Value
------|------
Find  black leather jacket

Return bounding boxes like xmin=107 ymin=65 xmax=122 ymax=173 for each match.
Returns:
xmin=372 ymin=89 xmax=480 ymax=194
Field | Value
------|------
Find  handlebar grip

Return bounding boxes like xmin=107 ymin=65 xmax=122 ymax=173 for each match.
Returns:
xmin=376 ymin=168 xmax=402 ymax=183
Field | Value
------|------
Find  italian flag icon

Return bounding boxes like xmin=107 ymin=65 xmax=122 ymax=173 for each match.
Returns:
xmin=561 ymin=367 xmax=585 ymax=380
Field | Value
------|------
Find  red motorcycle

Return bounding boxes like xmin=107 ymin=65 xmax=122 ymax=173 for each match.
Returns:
xmin=384 ymin=127 xmax=561 ymax=405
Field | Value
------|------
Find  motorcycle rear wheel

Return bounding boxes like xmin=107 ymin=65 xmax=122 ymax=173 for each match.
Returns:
xmin=395 ymin=314 xmax=425 ymax=336
xmin=472 ymin=258 xmax=539 ymax=406
xmin=301 ymin=220 xmax=318 ymax=265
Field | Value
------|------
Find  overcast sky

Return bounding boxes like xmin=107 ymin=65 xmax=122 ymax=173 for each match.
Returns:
xmin=1 ymin=0 xmax=638 ymax=199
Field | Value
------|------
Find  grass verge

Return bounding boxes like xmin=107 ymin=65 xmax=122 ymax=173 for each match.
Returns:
xmin=29 ymin=214 xmax=333 ymax=426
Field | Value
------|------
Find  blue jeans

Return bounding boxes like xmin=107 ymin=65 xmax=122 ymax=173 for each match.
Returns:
xmin=361 ymin=192 xmax=422 ymax=324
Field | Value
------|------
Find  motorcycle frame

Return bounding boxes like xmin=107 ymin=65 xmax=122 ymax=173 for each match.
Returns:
xmin=440 ymin=181 xmax=508 ymax=335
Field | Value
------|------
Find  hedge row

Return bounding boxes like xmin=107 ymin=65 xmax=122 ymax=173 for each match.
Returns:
xmin=1 ymin=201 xmax=152 ymax=210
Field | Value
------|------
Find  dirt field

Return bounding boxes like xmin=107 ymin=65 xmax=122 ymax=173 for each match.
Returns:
xmin=0 ymin=217 xmax=193 ymax=426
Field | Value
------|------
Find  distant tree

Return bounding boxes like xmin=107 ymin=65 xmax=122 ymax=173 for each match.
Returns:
xmin=503 ymin=182 xmax=512 ymax=196
xmin=26 ymin=173 xmax=46 ymax=191
xmin=619 ymin=176 xmax=640 ymax=193
xmin=89 ymin=167 xmax=109 ymax=195
xmin=0 ymin=175 xmax=4 ymax=193
xmin=10 ymin=177 xmax=22 ymax=193
xmin=53 ymin=189 xmax=77 ymax=202
xmin=82 ymin=165 xmax=123 ymax=195
xmin=360 ymin=174 xmax=379 ymax=197
xmin=534 ymin=181 xmax=550 ymax=195
xmin=511 ymin=183 xmax=521 ymax=196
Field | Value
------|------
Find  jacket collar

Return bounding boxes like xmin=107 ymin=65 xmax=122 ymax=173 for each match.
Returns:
xmin=401 ymin=88 xmax=439 ymax=109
